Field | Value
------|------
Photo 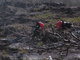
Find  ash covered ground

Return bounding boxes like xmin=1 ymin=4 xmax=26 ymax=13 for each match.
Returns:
xmin=0 ymin=1 xmax=80 ymax=60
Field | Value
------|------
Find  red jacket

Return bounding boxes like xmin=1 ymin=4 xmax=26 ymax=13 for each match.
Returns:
xmin=55 ymin=21 xmax=63 ymax=29
xmin=38 ymin=22 xmax=44 ymax=29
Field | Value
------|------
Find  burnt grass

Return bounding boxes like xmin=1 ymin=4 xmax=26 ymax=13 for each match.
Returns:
xmin=0 ymin=2 xmax=80 ymax=60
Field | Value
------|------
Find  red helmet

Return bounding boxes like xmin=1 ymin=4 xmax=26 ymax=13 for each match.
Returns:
xmin=55 ymin=20 xmax=63 ymax=29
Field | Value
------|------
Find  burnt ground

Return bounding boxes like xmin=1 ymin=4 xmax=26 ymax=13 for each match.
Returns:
xmin=0 ymin=2 xmax=80 ymax=60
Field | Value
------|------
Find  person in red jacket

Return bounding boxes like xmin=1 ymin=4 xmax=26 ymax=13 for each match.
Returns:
xmin=35 ymin=21 xmax=44 ymax=30
xmin=55 ymin=20 xmax=63 ymax=29
xmin=33 ymin=21 xmax=45 ymax=36
xmin=55 ymin=20 xmax=72 ymax=29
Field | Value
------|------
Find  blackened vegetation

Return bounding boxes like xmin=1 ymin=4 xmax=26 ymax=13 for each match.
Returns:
xmin=60 ymin=8 xmax=74 ymax=14
xmin=43 ymin=2 xmax=65 ymax=7
xmin=0 ymin=1 xmax=80 ymax=60
xmin=14 ymin=2 xmax=26 ymax=8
